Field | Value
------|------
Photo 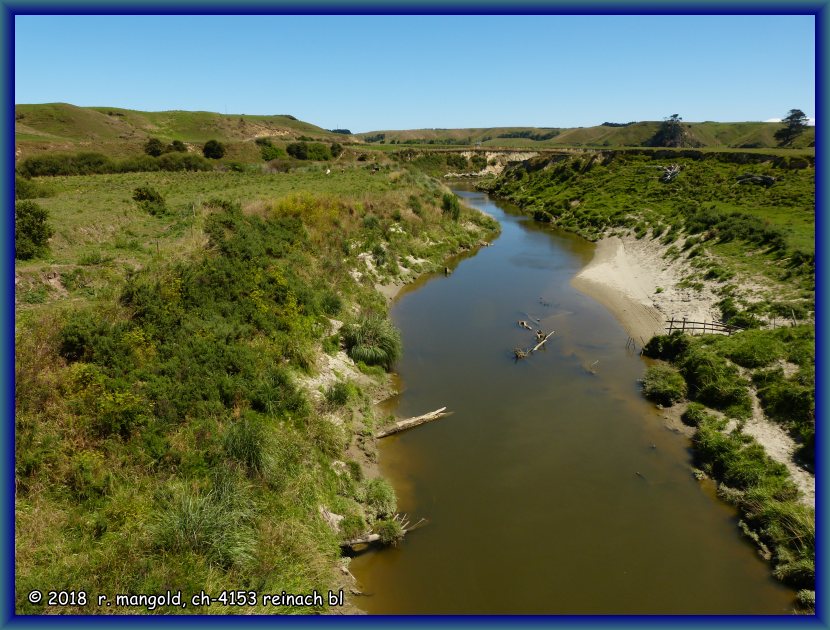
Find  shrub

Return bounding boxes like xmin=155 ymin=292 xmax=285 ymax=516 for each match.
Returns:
xmin=144 ymin=137 xmax=166 ymax=157
xmin=14 ymin=175 xmax=50 ymax=200
xmin=261 ymin=144 xmax=285 ymax=161
xmin=642 ymin=332 xmax=692 ymax=361
xmin=132 ymin=186 xmax=168 ymax=216
xmin=169 ymin=140 xmax=187 ymax=152
xmin=330 ymin=142 xmax=343 ymax=158
xmin=341 ymin=314 xmax=402 ymax=370
xmin=203 ymin=139 xmax=226 ymax=159
xmin=15 ymin=200 xmax=53 ymax=260
xmin=642 ymin=364 xmax=687 ymax=405
xmin=441 ymin=193 xmax=461 ymax=221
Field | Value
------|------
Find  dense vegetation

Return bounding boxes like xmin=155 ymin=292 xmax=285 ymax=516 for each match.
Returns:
xmin=15 ymin=163 xmax=498 ymax=614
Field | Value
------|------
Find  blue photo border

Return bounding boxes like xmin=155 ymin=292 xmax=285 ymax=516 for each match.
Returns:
xmin=2 ymin=1 xmax=826 ymax=627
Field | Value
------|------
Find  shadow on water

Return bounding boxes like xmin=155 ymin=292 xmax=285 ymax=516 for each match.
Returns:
xmin=349 ymin=187 xmax=796 ymax=614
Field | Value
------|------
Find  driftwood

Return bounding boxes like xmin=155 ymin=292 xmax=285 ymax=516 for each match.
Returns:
xmin=375 ymin=407 xmax=450 ymax=438
xmin=515 ymin=330 xmax=555 ymax=359
xmin=661 ymin=164 xmax=680 ymax=182
xmin=340 ymin=513 xmax=428 ymax=548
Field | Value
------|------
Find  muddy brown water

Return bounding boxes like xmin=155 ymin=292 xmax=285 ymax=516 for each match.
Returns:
xmin=349 ymin=188 xmax=795 ymax=614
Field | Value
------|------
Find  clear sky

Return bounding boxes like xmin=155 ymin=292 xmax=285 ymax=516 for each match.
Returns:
xmin=15 ymin=14 xmax=815 ymax=133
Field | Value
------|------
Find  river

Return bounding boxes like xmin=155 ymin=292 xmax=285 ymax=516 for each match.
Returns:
xmin=349 ymin=187 xmax=795 ymax=614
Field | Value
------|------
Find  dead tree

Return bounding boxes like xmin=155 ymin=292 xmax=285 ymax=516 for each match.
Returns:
xmin=736 ymin=173 xmax=776 ymax=187
xmin=375 ymin=407 xmax=450 ymax=438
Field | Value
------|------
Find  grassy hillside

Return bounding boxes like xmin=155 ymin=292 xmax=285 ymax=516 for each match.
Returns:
xmin=359 ymin=121 xmax=815 ymax=151
xmin=15 ymin=103 xmax=350 ymax=160
xmin=15 ymin=162 xmax=498 ymax=614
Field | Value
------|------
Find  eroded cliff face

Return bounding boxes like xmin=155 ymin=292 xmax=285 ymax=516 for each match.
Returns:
xmin=446 ymin=150 xmax=540 ymax=177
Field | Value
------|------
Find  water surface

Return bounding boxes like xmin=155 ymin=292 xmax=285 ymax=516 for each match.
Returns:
xmin=350 ymin=188 xmax=795 ymax=614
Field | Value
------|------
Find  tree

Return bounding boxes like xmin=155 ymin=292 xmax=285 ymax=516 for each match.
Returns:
xmin=202 ymin=139 xmax=226 ymax=159
xmin=647 ymin=114 xmax=688 ymax=148
xmin=144 ymin=137 xmax=166 ymax=157
xmin=169 ymin=140 xmax=187 ymax=153
xmin=15 ymin=200 xmax=54 ymax=260
xmin=775 ymin=109 xmax=808 ymax=147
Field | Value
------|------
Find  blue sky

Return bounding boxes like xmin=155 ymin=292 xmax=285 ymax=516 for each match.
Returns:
xmin=14 ymin=14 xmax=815 ymax=132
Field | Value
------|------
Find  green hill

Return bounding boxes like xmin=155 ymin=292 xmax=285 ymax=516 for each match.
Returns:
xmin=358 ymin=121 xmax=815 ymax=150
xmin=15 ymin=103 xmax=346 ymax=159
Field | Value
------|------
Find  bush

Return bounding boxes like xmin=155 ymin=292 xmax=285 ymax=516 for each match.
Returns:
xmin=441 ymin=193 xmax=461 ymax=221
xmin=261 ymin=144 xmax=285 ymax=161
xmin=642 ymin=364 xmax=687 ymax=405
xmin=15 ymin=175 xmax=50 ymax=200
xmin=132 ymin=186 xmax=168 ymax=216
xmin=642 ymin=332 xmax=692 ymax=361
xmin=341 ymin=314 xmax=402 ymax=370
xmin=15 ymin=200 xmax=53 ymax=260
xmin=330 ymin=142 xmax=343 ymax=158
xmin=203 ymin=139 xmax=226 ymax=159
xmin=169 ymin=140 xmax=187 ymax=152
xmin=144 ymin=137 xmax=166 ymax=157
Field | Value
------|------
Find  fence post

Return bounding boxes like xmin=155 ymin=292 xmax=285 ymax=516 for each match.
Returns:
xmin=668 ymin=318 xmax=674 ymax=334
xmin=681 ymin=317 xmax=686 ymax=333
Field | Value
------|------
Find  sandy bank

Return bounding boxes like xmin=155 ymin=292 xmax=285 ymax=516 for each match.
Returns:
xmin=571 ymin=234 xmax=720 ymax=344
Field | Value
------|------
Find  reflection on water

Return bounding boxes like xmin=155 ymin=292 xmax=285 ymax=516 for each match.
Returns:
xmin=349 ymin=188 xmax=795 ymax=614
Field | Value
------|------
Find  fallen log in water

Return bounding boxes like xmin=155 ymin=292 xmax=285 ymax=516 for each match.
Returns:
xmin=340 ymin=514 xmax=428 ymax=548
xmin=375 ymin=407 xmax=450 ymax=438
xmin=514 ymin=330 xmax=555 ymax=360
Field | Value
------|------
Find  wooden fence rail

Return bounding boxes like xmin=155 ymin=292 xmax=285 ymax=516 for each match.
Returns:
xmin=665 ymin=317 xmax=743 ymax=336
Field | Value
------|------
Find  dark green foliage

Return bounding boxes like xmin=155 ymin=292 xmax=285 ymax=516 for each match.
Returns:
xmin=678 ymin=345 xmax=751 ymax=416
xmin=775 ymin=109 xmax=808 ymax=147
xmin=330 ymin=142 xmax=343 ymax=158
xmin=642 ymin=364 xmax=687 ymax=405
xmin=286 ymin=142 xmax=331 ymax=161
xmin=17 ymin=151 xmax=212 ymax=177
xmin=722 ymin=330 xmax=785 ymax=368
xmin=446 ymin=153 xmax=468 ymax=170
xmin=15 ymin=175 xmax=51 ymax=200
xmin=533 ymin=209 xmax=553 ymax=223
xmin=681 ymin=402 xmax=712 ymax=427
xmin=132 ymin=186 xmax=168 ymax=216
xmin=169 ymin=140 xmax=187 ymax=152
xmin=692 ymin=414 xmax=813 ymax=589
xmin=202 ymin=139 xmax=226 ymax=159
xmin=642 ymin=332 xmax=692 ymax=361
xmin=647 ymin=114 xmax=698 ymax=148
xmin=339 ymin=514 xmax=367 ymax=540
xmin=15 ymin=200 xmax=54 ymax=260
xmin=144 ymin=137 xmax=166 ymax=157
xmin=442 ymin=193 xmax=461 ymax=221
xmin=341 ymin=314 xmax=402 ymax=371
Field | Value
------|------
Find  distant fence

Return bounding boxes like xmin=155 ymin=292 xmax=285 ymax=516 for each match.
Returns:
xmin=665 ymin=317 xmax=744 ymax=336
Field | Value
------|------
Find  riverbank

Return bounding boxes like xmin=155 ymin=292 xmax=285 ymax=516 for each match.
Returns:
xmin=571 ymin=233 xmax=721 ymax=344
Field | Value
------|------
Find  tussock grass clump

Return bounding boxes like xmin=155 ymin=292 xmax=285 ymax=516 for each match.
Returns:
xmin=642 ymin=364 xmax=686 ymax=405
xmin=153 ymin=482 xmax=257 ymax=570
xmin=678 ymin=345 xmax=751 ymax=417
xmin=341 ymin=314 xmax=402 ymax=371
xmin=132 ymin=186 xmax=168 ymax=216
xmin=721 ymin=330 xmax=786 ymax=368
xmin=364 ymin=478 xmax=397 ymax=519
